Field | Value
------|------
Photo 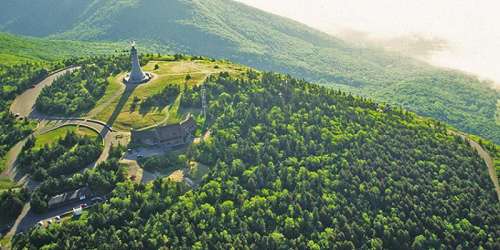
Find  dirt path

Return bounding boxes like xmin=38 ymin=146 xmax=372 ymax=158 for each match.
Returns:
xmin=451 ymin=131 xmax=500 ymax=201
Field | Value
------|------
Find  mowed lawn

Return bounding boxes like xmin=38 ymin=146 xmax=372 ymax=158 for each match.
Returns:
xmin=34 ymin=125 xmax=99 ymax=150
xmin=89 ymin=59 xmax=246 ymax=131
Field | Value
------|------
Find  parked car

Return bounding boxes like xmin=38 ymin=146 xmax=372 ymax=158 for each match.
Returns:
xmin=37 ymin=221 xmax=44 ymax=227
xmin=91 ymin=197 xmax=103 ymax=203
xmin=55 ymin=216 xmax=61 ymax=222
xmin=80 ymin=203 xmax=88 ymax=208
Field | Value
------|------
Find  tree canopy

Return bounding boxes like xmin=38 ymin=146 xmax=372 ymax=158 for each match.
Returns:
xmin=13 ymin=71 xmax=500 ymax=249
xmin=35 ymin=56 xmax=131 ymax=116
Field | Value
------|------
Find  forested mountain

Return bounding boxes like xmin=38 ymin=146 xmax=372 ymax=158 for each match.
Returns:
xmin=0 ymin=0 xmax=498 ymax=143
xmin=13 ymin=70 xmax=500 ymax=249
xmin=0 ymin=32 xmax=124 ymax=66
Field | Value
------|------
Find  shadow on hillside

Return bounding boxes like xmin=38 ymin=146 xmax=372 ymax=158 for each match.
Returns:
xmin=138 ymin=99 xmax=174 ymax=116
xmin=100 ymin=84 xmax=138 ymax=136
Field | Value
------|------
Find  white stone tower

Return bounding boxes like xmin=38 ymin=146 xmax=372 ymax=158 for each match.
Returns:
xmin=125 ymin=42 xmax=151 ymax=84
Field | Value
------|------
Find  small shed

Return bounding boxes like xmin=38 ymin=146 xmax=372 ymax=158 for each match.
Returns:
xmin=72 ymin=207 xmax=83 ymax=217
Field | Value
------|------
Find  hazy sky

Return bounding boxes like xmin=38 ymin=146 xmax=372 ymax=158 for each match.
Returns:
xmin=236 ymin=0 xmax=500 ymax=87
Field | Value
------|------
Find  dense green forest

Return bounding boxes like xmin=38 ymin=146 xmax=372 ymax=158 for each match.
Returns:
xmin=30 ymin=147 xmax=125 ymax=215
xmin=30 ymin=155 xmax=124 ymax=215
xmin=13 ymin=72 xmax=499 ymax=249
xmin=17 ymin=132 xmax=102 ymax=182
xmin=1 ymin=0 xmax=499 ymax=144
xmin=180 ymin=84 xmax=202 ymax=108
xmin=17 ymin=133 xmax=122 ymax=214
xmin=34 ymin=56 xmax=131 ymax=116
xmin=0 ymin=189 xmax=28 ymax=225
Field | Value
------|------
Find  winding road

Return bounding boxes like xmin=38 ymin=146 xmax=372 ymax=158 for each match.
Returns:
xmin=2 ymin=67 xmax=129 ymax=237
xmin=3 ymin=67 xmax=121 ymax=187
xmin=10 ymin=67 xmax=78 ymax=118
xmin=451 ymin=131 xmax=500 ymax=201
xmin=3 ymin=66 xmax=499 ymax=239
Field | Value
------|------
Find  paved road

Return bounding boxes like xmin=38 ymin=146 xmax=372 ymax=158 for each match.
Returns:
xmin=3 ymin=67 xmax=131 ymax=237
xmin=1 ymin=120 xmax=118 ymax=191
xmin=9 ymin=196 xmax=105 ymax=236
xmin=3 ymin=65 xmax=208 ymax=236
xmin=10 ymin=67 xmax=79 ymax=118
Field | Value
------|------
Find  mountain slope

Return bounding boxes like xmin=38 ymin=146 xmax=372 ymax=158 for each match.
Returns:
xmin=1 ymin=0 xmax=499 ymax=143
xmin=12 ymin=68 xmax=500 ymax=249
xmin=0 ymin=32 xmax=123 ymax=65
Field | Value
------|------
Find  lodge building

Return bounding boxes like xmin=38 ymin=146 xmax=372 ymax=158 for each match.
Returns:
xmin=131 ymin=114 xmax=196 ymax=146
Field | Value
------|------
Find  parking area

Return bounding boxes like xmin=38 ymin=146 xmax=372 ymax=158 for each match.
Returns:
xmin=16 ymin=196 xmax=105 ymax=233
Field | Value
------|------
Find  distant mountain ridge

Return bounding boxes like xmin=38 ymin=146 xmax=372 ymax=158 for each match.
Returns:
xmin=0 ymin=0 xmax=436 ymax=83
xmin=1 ymin=0 xmax=499 ymax=143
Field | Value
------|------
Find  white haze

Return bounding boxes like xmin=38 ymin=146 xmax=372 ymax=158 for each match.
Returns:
xmin=236 ymin=0 xmax=500 ymax=88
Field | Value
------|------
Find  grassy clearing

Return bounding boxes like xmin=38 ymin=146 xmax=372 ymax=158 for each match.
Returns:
xmin=0 ymin=176 xmax=19 ymax=191
xmin=86 ymin=73 xmax=127 ymax=119
xmin=90 ymin=59 xmax=246 ymax=131
xmin=34 ymin=125 xmax=99 ymax=150
xmin=123 ymin=160 xmax=143 ymax=183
